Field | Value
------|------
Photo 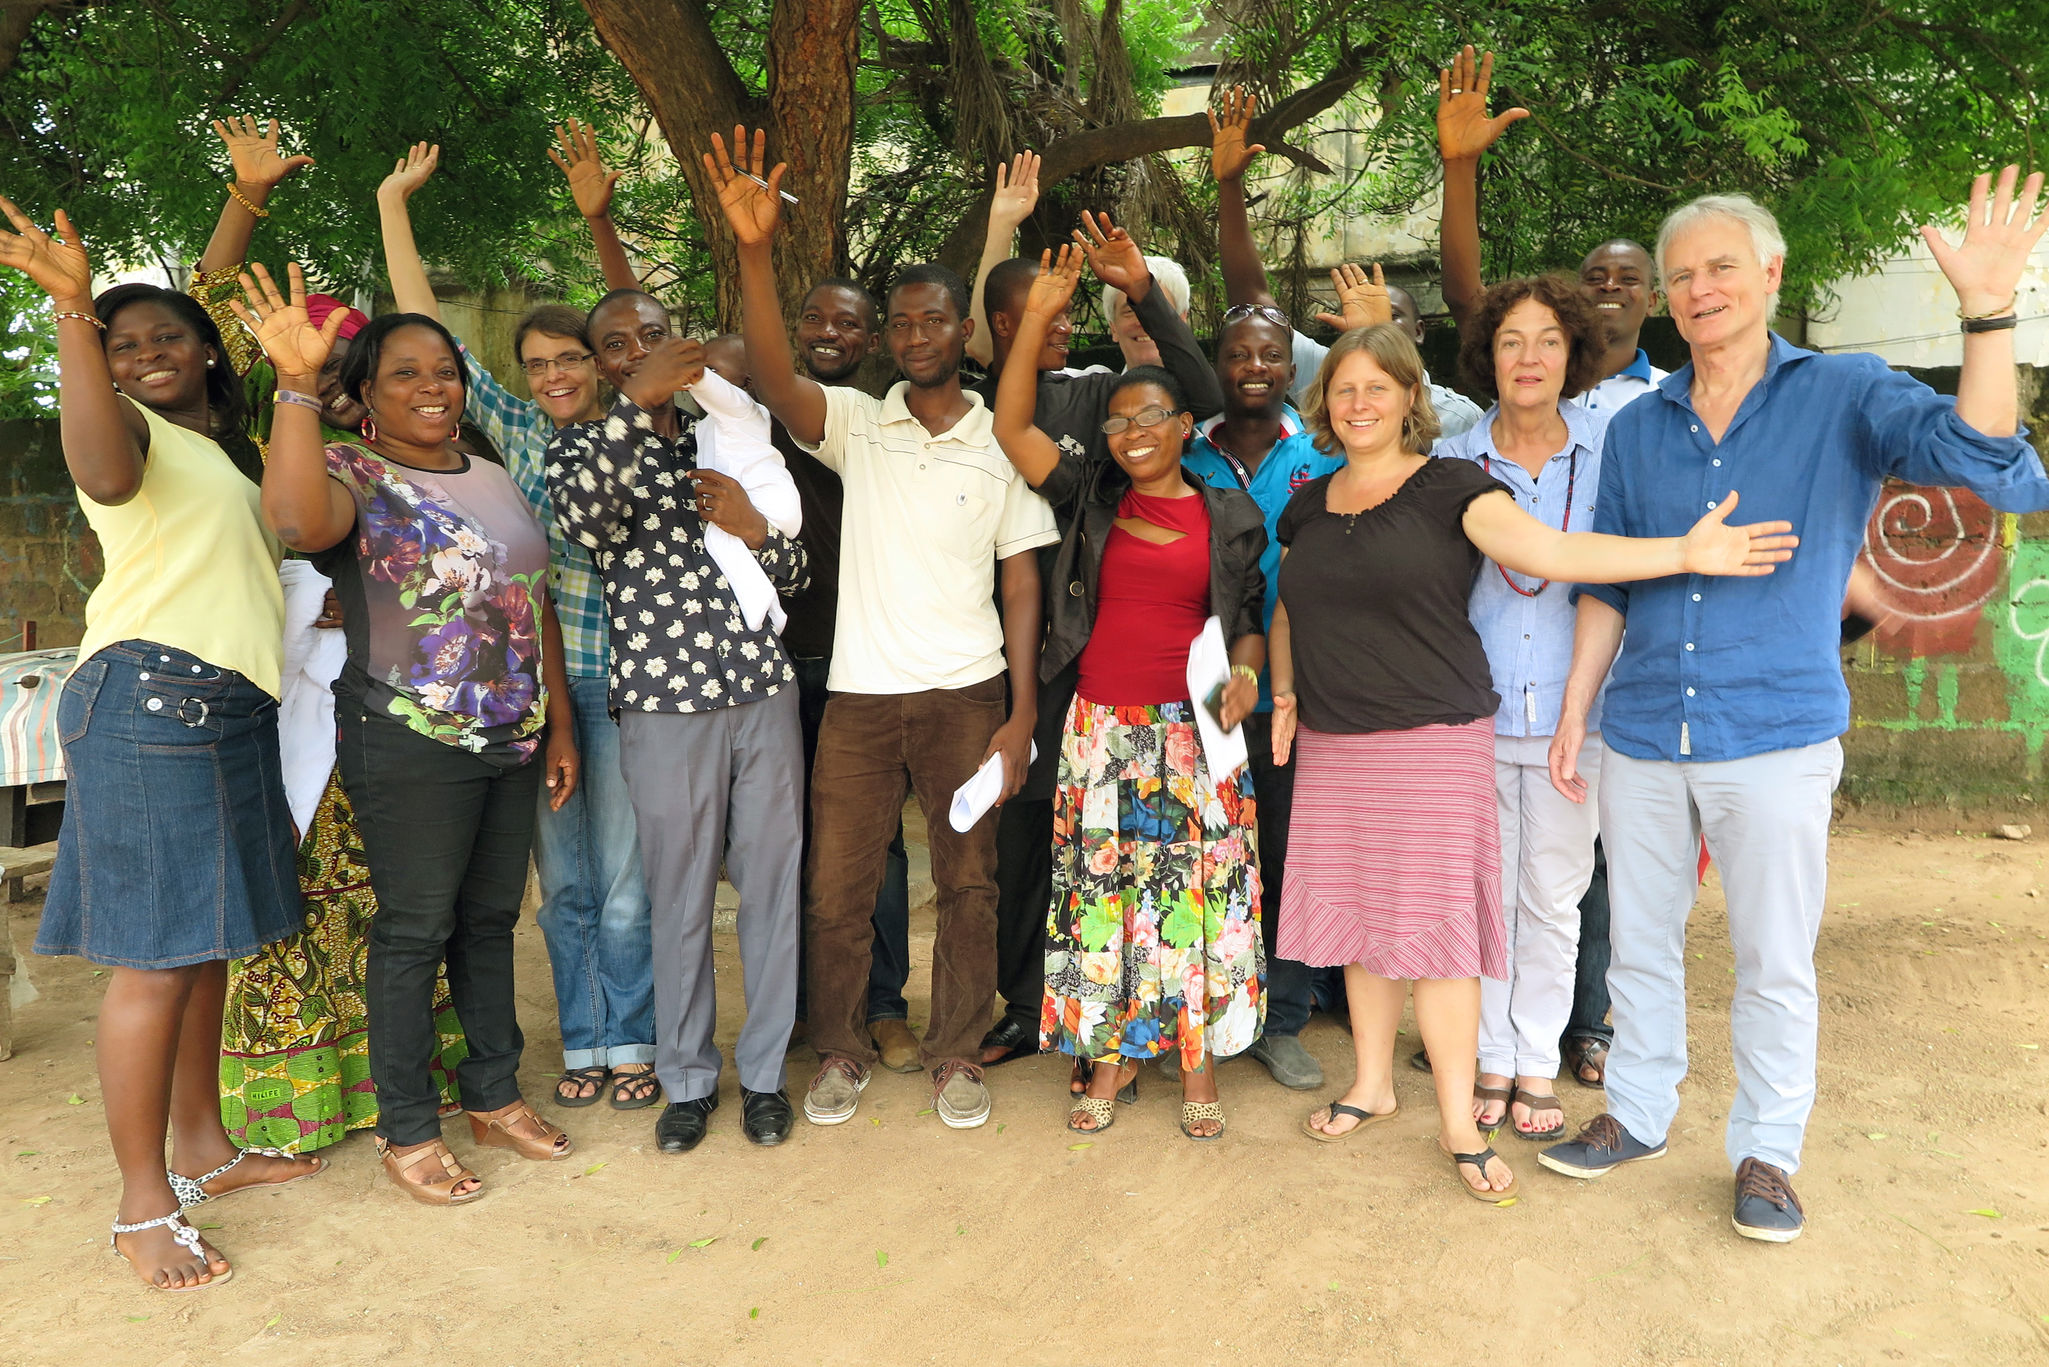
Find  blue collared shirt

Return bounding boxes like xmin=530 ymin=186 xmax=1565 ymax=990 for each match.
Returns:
xmin=1579 ymin=333 xmax=2045 ymax=763
xmin=1571 ymin=348 xmax=1669 ymax=417
xmin=1440 ymin=402 xmax=1611 ymax=737
xmin=1184 ymin=405 xmax=1342 ymax=710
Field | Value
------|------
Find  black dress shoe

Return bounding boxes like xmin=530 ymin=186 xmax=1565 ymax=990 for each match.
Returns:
xmin=977 ymin=1014 xmax=1040 ymax=1066
xmin=740 ymin=1088 xmax=793 ymax=1146
xmin=655 ymin=1096 xmax=718 ymax=1153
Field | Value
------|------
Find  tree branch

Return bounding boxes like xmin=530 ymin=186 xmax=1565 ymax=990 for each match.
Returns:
xmin=211 ymin=0 xmax=317 ymax=110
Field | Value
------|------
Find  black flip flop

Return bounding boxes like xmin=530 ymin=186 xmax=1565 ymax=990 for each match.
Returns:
xmin=554 ymin=1066 xmax=609 ymax=1109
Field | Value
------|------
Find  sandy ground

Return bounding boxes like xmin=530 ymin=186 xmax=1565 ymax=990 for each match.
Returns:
xmin=1 ymin=823 xmax=2046 ymax=1367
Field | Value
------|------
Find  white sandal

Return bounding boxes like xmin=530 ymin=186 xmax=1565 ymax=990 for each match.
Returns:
xmin=109 ymin=1209 xmax=231 ymax=1290
xmin=166 ymin=1144 xmax=322 ymax=1209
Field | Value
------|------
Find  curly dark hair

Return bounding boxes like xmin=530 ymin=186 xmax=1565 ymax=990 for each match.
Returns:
xmin=1456 ymin=274 xmax=1606 ymax=403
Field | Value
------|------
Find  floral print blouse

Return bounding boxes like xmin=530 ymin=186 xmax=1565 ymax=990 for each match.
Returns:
xmin=317 ymin=442 xmax=551 ymax=765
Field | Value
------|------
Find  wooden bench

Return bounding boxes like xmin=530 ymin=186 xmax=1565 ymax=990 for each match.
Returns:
xmin=0 ymin=843 xmax=55 ymax=1062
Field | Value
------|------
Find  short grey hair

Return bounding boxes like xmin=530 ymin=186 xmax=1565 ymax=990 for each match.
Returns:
xmin=1102 ymin=255 xmax=1191 ymax=322
xmin=1655 ymin=193 xmax=1787 ymax=317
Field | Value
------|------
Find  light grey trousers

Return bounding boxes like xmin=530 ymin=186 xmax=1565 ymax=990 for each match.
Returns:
xmin=1598 ymin=737 xmax=1842 ymax=1174
xmin=617 ymin=689 xmax=803 ymax=1101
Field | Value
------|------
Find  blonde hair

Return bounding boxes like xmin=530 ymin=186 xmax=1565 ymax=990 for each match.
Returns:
xmin=1302 ymin=324 xmax=1438 ymax=457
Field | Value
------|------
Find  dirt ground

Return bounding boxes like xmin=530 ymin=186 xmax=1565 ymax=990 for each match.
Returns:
xmin=1 ymin=823 xmax=2046 ymax=1367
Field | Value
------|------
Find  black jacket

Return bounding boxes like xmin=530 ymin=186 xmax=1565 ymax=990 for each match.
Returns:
xmin=1035 ymin=449 xmax=1268 ymax=685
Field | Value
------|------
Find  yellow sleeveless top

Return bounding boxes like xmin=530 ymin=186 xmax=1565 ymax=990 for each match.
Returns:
xmin=75 ymin=403 xmax=285 ymax=697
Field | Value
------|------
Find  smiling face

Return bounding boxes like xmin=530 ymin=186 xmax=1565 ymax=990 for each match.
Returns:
xmin=315 ymin=336 xmax=367 ymax=432
xmin=1492 ymin=297 xmax=1570 ymax=413
xmin=1104 ymin=381 xmax=1192 ymax=484
xmin=795 ymin=284 xmax=876 ymax=383
xmin=885 ymin=282 xmax=968 ymax=388
xmin=1216 ymin=316 xmax=1293 ymax=418
xmin=103 ymin=300 xmax=215 ymax=415
xmin=1661 ymin=217 xmax=1780 ymax=350
xmin=1324 ymin=350 xmax=1414 ymax=458
xmin=1580 ymin=241 xmax=1656 ymax=346
xmin=589 ymin=295 xmax=673 ymax=391
xmin=360 ymin=323 xmax=463 ymax=448
xmin=517 ymin=330 xmax=600 ymax=424
xmin=1111 ymin=297 xmax=1162 ymax=368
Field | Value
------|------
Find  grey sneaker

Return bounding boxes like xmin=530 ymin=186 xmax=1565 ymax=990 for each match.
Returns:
xmin=1537 ymin=1112 xmax=1667 ymax=1178
xmin=803 ymin=1058 xmax=869 ymax=1126
xmin=1247 ymin=1033 xmax=1324 ymax=1090
xmin=1731 ymin=1157 xmax=1805 ymax=1243
xmin=932 ymin=1060 xmax=991 ymax=1129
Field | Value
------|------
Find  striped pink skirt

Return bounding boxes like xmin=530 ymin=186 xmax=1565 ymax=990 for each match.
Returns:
xmin=1278 ymin=718 xmax=1506 ymax=981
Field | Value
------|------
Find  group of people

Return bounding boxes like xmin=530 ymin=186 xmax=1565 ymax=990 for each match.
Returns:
xmin=7 ymin=46 xmax=2045 ymax=1292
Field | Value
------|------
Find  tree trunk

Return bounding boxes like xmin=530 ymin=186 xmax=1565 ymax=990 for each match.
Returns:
xmin=0 ymin=0 xmax=68 ymax=81
xmin=577 ymin=0 xmax=859 ymax=329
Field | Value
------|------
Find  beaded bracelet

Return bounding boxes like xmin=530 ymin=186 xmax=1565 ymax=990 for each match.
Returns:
xmin=1957 ymin=294 xmax=2016 ymax=322
xmin=52 ymin=310 xmax=104 ymax=330
xmin=226 ymin=181 xmax=271 ymax=218
xmin=272 ymin=388 xmax=325 ymax=412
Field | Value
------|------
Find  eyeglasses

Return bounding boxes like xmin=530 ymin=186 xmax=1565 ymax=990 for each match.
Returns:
xmin=1099 ymin=405 xmax=1184 ymax=436
xmin=522 ymin=351 xmax=594 ymax=377
xmin=1222 ymin=303 xmax=1290 ymax=329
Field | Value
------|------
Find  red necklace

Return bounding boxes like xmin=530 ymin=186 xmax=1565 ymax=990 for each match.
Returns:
xmin=1481 ymin=448 xmax=1578 ymax=597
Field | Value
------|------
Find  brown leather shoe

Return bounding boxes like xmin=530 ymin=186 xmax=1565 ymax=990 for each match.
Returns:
xmin=466 ymin=1100 xmax=573 ymax=1161
xmin=869 ymin=1018 xmax=921 ymax=1073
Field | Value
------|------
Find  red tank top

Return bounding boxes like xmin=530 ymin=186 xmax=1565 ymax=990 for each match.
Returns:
xmin=1076 ymin=488 xmax=1212 ymax=707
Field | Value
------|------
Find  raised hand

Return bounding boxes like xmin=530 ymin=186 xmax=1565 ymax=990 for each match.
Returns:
xmin=1023 ymin=245 xmax=1084 ymax=322
xmin=548 ymin=119 xmax=624 ymax=219
xmin=621 ymin=335 xmax=707 ymax=411
xmin=1314 ymin=262 xmax=1392 ymax=331
xmin=212 ymin=115 xmax=315 ymax=192
xmin=1922 ymin=165 xmax=2048 ymax=317
xmin=1073 ymin=210 xmax=1150 ymax=298
xmin=228 ymin=262 xmax=348 ymax=382
xmin=702 ymin=126 xmax=786 ymax=247
xmin=378 ymin=142 xmax=439 ymax=203
xmin=989 ymin=151 xmax=1041 ymax=235
xmin=1209 ymin=85 xmax=1266 ymax=184
xmin=0 ymin=197 xmax=92 ymax=305
xmin=1437 ymin=46 xmax=1529 ymax=163
xmin=1679 ymin=490 xmax=1799 ymax=576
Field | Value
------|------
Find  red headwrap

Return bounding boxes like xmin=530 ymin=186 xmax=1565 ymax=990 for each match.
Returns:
xmin=305 ymin=293 xmax=370 ymax=342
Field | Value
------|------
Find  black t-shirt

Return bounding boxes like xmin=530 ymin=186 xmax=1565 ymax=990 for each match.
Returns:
xmin=1276 ymin=456 xmax=1511 ymax=735
xmin=773 ymin=417 xmax=843 ymax=661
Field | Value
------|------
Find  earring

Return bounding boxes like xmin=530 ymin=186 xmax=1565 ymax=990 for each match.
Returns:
xmin=360 ymin=411 xmax=379 ymax=443
xmin=206 ymin=358 xmax=216 ymax=368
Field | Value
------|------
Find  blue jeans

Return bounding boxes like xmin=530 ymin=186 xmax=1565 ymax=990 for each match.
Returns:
xmin=1565 ymin=840 xmax=1614 ymax=1047
xmin=533 ymin=674 xmax=655 ymax=1069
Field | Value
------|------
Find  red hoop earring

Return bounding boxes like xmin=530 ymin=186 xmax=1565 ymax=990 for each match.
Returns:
xmin=360 ymin=411 xmax=379 ymax=444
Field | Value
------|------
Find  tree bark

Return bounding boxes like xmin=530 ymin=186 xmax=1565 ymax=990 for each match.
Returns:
xmin=0 ymin=0 xmax=70 ymax=82
xmin=577 ymin=0 xmax=859 ymax=329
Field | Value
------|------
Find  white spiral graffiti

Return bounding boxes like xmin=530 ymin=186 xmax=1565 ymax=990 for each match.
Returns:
xmin=1860 ymin=485 xmax=2001 ymax=625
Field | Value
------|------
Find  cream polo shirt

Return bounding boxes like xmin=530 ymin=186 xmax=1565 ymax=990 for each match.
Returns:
xmin=803 ymin=383 xmax=1058 ymax=694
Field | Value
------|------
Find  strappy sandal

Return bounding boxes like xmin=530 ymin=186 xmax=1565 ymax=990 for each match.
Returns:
xmin=609 ymin=1064 xmax=661 ymax=1111
xmin=1563 ymin=1036 xmax=1609 ymax=1088
xmin=109 ymin=1210 xmax=231 ymax=1290
xmin=1180 ymin=1100 xmax=1225 ymax=1141
xmin=378 ymin=1136 xmax=484 ymax=1206
xmin=1067 ymin=1095 xmax=1117 ymax=1133
xmin=554 ymin=1065 xmax=610 ymax=1108
xmin=1300 ymin=1098 xmax=1398 ymax=1143
xmin=1447 ymin=1144 xmax=1519 ymax=1203
xmin=467 ymin=1099 xmax=574 ymax=1160
xmin=1473 ymin=1081 xmax=1513 ymax=1131
xmin=1510 ymin=1086 xmax=1567 ymax=1141
xmin=166 ymin=1145 xmax=323 ymax=1209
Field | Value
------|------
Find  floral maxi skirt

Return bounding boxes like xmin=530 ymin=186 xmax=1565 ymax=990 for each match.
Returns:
xmin=1039 ymin=696 xmax=1264 ymax=1067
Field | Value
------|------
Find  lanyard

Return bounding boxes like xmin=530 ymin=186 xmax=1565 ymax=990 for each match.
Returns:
xmin=1482 ymin=446 xmax=1578 ymax=597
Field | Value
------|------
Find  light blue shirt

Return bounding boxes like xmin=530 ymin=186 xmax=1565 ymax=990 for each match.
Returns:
xmin=1571 ymin=348 xmax=1670 ymax=418
xmin=1440 ymin=402 xmax=1611 ymax=737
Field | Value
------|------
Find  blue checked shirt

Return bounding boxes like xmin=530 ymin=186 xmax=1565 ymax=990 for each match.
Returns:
xmin=458 ymin=340 xmax=610 ymax=680
xmin=1440 ymin=401 xmax=1611 ymax=737
xmin=1578 ymin=334 xmax=2046 ymax=763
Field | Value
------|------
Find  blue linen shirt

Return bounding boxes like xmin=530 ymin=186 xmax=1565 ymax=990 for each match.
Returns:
xmin=1184 ymin=405 xmax=1342 ymax=711
xmin=1579 ymin=333 xmax=2046 ymax=763
xmin=1440 ymin=401 xmax=1611 ymax=737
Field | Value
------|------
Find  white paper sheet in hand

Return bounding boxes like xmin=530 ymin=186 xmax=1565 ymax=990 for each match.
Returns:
xmin=1185 ymin=614 xmax=1248 ymax=780
xmin=948 ymin=741 xmax=1040 ymax=833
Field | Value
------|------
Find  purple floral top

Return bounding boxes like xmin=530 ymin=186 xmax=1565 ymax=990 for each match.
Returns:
xmin=317 ymin=442 xmax=550 ymax=765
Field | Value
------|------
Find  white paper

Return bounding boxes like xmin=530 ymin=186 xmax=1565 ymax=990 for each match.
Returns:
xmin=1185 ymin=615 xmax=1248 ymax=780
xmin=948 ymin=740 xmax=1040 ymax=833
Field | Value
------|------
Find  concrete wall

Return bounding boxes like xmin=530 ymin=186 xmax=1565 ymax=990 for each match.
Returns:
xmin=0 ymin=419 xmax=96 ymax=652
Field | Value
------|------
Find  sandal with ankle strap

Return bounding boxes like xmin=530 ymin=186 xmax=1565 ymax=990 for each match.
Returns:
xmin=167 ymin=1144 xmax=323 ymax=1209
xmin=1447 ymin=1144 xmax=1519 ymax=1203
xmin=378 ymin=1136 xmax=484 ymax=1206
xmin=467 ymin=1099 xmax=574 ymax=1160
xmin=109 ymin=1210 xmax=231 ymax=1290
xmin=1179 ymin=1099 xmax=1226 ymax=1141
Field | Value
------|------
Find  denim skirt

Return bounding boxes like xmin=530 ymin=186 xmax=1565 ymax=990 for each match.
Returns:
xmin=36 ymin=640 xmax=302 ymax=968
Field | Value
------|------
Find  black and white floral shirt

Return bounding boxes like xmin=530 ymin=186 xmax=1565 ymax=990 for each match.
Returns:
xmin=546 ymin=394 xmax=808 ymax=715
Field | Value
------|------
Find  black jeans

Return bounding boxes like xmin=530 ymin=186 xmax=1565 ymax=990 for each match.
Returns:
xmin=1564 ymin=838 xmax=1614 ymax=1045
xmin=339 ymin=706 xmax=540 ymax=1146
xmin=1243 ymin=711 xmax=1312 ymax=1037
xmin=990 ymin=796 xmax=1054 ymax=1026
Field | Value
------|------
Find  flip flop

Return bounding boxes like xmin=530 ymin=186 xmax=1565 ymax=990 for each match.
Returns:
xmin=1300 ymin=1098 xmax=1398 ymax=1143
xmin=1448 ymin=1144 xmax=1519 ymax=1203
xmin=1473 ymin=1082 xmax=1513 ymax=1131
xmin=1509 ymin=1086 xmax=1567 ymax=1142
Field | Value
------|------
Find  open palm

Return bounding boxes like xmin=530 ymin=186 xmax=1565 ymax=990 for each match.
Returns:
xmin=1437 ymin=46 xmax=1528 ymax=162
xmin=0 ymin=197 xmax=91 ymax=303
xmin=989 ymin=151 xmax=1040 ymax=234
xmin=548 ymin=119 xmax=623 ymax=219
xmin=1209 ymin=85 xmax=1265 ymax=183
xmin=212 ymin=115 xmax=314 ymax=190
xmin=1025 ymin=245 xmax=1084 ymax=321
xmin=1921 ymin=165 xmax=2048 ymax=316
xmin=229 ymin=262 xmax=347 ymax=380
xmin=1074 ymin=210 xmax=1147 ymax=295
xmin=379 ymin=142 xmax=439 ymax=203
xmin=703 ymin=126 xmax=784 ymax=246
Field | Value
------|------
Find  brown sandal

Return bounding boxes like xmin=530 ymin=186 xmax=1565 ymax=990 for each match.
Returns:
xmin=377 ymin=1137 xmax=483 ymax=1206
xmin=467 ymin=1099 xmax=574 ymax=1160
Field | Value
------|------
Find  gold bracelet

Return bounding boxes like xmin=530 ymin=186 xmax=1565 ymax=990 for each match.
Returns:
xmin=52 ymin=309 xmax=104 ymax=330
xmin=1957 ymin=295 xmax=2016 ymax=322
xmin=1230 ymin=664 xmax=1260 ymax=685
xmin=226 ymin=181 xmax=271 ymax=219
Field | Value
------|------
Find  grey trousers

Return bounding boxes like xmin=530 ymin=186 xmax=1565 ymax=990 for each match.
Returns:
xmin=1598 ymin=737 xmax=1842 ymax=1174
xmin=617 ymin=689 xmax=803 ymax=1101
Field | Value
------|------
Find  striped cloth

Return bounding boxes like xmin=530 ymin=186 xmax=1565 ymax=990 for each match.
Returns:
xmin=0 ymin=647 xmax=77 ymax=786
xmin=1278 ymin=717 xmax=1506 ymax=981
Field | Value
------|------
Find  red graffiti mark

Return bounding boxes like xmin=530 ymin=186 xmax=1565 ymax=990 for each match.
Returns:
xmin=1858 ymin=482 xmax=2002 ymax=656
